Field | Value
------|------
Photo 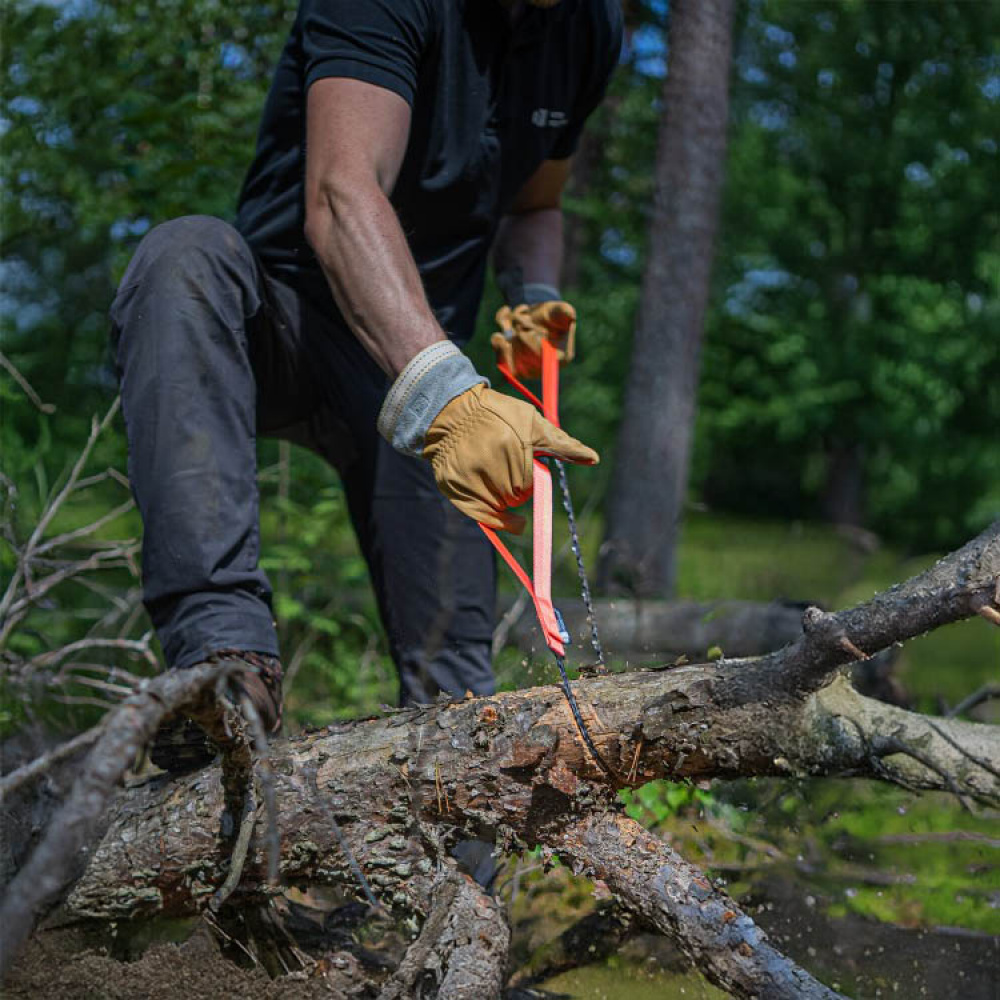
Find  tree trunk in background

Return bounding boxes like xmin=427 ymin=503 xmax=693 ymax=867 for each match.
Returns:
xmin=599 ymin=0 xmax=734 ymax=597
xmin=821 ymin=441 xmax=865 ymax=528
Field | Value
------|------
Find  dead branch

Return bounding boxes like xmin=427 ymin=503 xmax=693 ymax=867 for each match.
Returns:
xmin=0 ymin=660 xmax=230 ymax=976
xmin=0 ymin=725 xmax=103 ymax=802
xmin=948 ymin=682 xmax=1000 ymax=718
xmin=377 ymin=871 xmax=509 ymax=1000
xmin=508 ymin=902 xmax=636 ymax=988
xmin=0 ymin=351 xmax=56 ymax=414
xmin=1 ymin=519 xmax=997 ymax=994
xmin=552 ymin=813 xmax=843 ymax=999
xmin=42 ymin=642 xmax=997 ymax=992
xmin=0 ymin=397 xmax=132 ymax=651
xmin=54 ymin=665 xmax=1000 ymax=918
xmin=721 ymin=520 xmax=1000 ymax=701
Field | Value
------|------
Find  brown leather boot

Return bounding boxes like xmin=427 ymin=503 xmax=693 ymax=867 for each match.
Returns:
xmin=149 ymin=650 xmax=283 ymax=774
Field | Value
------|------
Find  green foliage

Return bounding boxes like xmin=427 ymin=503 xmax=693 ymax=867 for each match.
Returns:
xmin=2 ymin=0 xmax=291 ymax=460
xmin=744 ymin=779 xmax=1000 ymax=934
xmin=620 ymin=778 xmax=714 ymax=826
xmin=256 ymin=442 xmax=397 ymax=726
xmin=700 ymin=0 xmax=1000 ymax=547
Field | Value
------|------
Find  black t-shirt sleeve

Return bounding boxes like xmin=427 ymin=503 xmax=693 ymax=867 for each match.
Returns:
xmin=300 ymin=0 xmax=435 ymax=106
xmin=549 ymin=0 xmax=624 ymax=160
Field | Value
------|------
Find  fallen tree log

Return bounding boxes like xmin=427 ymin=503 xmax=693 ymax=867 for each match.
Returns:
xmin=63 ymin=659 xmax=1000 ymax=920
xmin=507 ymin=597 xmax=807 ymax=659
xmin=3 ymin=521 xmax=998 ymax=997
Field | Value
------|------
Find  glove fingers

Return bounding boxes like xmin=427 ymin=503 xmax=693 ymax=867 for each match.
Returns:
xmin=530 ymin=413 xmax=599 ymax=466
xmin=494 ymin=509 xmax=527 ymax=535
xmin=455 ymin=498 xmax=527 ymax=535
xmin=539 ymin=301 xmax=576 ymax=331
xmin=444 ymin=470 xmax=530 ymax=535
xmin=490 ymin=332 xmax=515 ymax=371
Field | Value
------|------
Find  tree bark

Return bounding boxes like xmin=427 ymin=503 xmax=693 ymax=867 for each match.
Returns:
xmin=55 ymin=666 xmax=997 ymax=996
xmin=376 ymin=872 xmax=509 ymax=1000
xmin=553 ymin=814 xmax=841 ymax=999
xmin=600 ymin=0 xmax=735 ymax=597
xmin=4 ymin=522 xmax=998 ymax=997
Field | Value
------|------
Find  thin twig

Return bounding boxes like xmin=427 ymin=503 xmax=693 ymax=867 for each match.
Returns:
xmin=923 ymin=716 xmax=1000 ymax=783
xmin=202 ymin=910 xmax=259 ymax=966
xmin=491 ymin=588 xmax=530 ymax=658
xmin=0 ymin=351 xmax=56 ymax=413
xmin=54 ymin=672 xmax=134 ymax=699
xmin=872 ymin=830 xmax=1000 ymax=849
xmin=948 ymin=682 xmax=1000 ymax=719
xmin=0 ymin=542 xmax=141 ymax=648
xmin=29 ymin=636 xmax=153 ymax=672
xmin=25 ymin=399 xmax=121 ymax=557
xmin=210 ymin=781 xmax=258 ymax=912
xmin=881 ymin=734 xmax=974 ymax=812
xmin=0 ymin=725 xmax=103 ymax=801
xmin=0 ymin=398 xmax=122 ymax=644
xmin=239 ymin=695 xmax=281 ymax=887
xmin=0 ymin=660 xmax=229 ymax=976
xmin=35 ymin=497 xmax=135 ymax=556
xmin=976 ymin=604 xmax=1000 ymax=627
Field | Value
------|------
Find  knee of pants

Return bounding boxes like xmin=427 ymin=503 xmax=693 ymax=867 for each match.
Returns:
xmin=109 ymin=216 xmax=258 ymax=356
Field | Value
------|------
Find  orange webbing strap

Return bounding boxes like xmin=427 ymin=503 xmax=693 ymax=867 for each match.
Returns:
xmin=495 ymin=361 xmax=543 ymax=411
xmin=495 ymin=339 xmax=561 ymax=425
xmin=480 ymin=457 xmax=564 ymax=657
xmin=483 ymin=341 xmax=616 ymax=780
xmin=540 ymin=337 xmax=559 ymax=426
xmin=480 ymin=338 xmax=565 ymax=657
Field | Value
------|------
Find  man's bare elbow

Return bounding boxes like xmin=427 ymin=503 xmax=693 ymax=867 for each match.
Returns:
xmin=304 ymin=175 xmax=348 ymax=252
xmin=304 ymin=172 xmax=382 ymax=252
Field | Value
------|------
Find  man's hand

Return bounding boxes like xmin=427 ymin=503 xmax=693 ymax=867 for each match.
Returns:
xmin=423 ymin=383 xmax=598 ymax=533
xmin=491 ymin=300 xmax=577 ymax=379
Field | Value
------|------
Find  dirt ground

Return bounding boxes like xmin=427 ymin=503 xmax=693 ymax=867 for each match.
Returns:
xmin=4 ymin=921 xmax=381 ymax=999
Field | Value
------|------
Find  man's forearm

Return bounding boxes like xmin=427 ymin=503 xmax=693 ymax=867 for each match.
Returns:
xmin=305 ymin=176 xmax=445 ymax=378
xmin=493 ymin=207 xmax=564 ymax=302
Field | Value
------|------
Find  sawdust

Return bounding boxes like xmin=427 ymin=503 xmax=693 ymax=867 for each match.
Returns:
xmin=4 ymin=924 xmax=366 ymax=999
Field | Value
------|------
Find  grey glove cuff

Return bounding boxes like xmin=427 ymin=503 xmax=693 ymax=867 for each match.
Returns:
xmin=496 ymin=265 xmax=561 ymax=306
xmin=521 ymin=282 xmax=562 ymax=305
xmin=377 ymin=341 xmax=488 ymax=458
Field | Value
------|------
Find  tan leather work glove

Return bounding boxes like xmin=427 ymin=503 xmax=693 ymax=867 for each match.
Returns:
xmin=423 ymin=383 xmax=598 ymax=533
xmin=490 ymin=301 xmax=576 ymax=379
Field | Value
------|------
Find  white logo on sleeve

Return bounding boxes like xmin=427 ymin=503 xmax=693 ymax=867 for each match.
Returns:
xmin=531 ymin=108 xmax=568 ymax=128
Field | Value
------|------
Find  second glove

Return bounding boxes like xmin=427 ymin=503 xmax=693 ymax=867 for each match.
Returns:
xmin=491 ymin=300 xmax=576 ymax=379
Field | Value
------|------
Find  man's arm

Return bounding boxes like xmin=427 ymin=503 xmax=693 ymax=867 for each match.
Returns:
xmin=304 ymin=84 xmax=595 ymax=530
xmin=303 ymin=77 xmax=446 ymax=377
xmin=492 ymin=158 xmax=572 ymax=301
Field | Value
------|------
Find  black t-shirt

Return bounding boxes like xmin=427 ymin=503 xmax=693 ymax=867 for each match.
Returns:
xmin=235 ymin=0 xmax=622 ymax=343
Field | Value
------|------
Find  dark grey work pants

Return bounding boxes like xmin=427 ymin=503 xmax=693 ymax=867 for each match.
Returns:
xmin=110 ymin=215 xmax=496 ymax=705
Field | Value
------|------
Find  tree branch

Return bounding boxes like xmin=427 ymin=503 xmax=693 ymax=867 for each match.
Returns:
xmin=377 ymin=872 xmax=509 ymax=1000
xmin=552 ymin=814 xmax=843 ymax=999
xmin=721 ymin=520 xmax=1000 ymax=701
xmin=0 ymin=660 xmax=231 ymax=976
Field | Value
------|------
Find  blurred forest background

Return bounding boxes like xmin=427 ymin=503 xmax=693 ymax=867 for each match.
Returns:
xmin=2 ymin=0 xmax=999 ymax=995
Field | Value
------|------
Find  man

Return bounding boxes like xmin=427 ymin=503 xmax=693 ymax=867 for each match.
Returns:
xmin=110 ymin=0 xmax=622 ymax=768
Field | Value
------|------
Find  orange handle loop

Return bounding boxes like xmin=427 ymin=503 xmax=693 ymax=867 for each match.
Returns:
xmin=481 ymin=337 xmax=565 ymax=656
